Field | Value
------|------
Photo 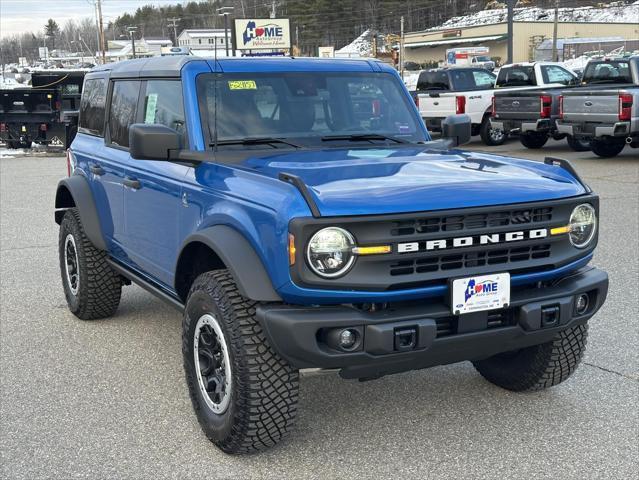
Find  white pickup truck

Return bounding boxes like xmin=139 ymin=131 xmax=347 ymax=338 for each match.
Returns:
xmin=415 ymin=63 xmax=579 ymax=145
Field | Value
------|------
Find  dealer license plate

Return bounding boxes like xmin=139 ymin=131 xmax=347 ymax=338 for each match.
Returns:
xmin=451 ymin=273 xmax=510 ymax=315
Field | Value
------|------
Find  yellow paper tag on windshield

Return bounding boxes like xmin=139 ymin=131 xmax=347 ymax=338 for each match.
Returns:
xmin=228 ymin=80 xmax=257 ymax=90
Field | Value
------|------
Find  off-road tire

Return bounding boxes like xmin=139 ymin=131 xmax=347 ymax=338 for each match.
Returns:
xmin=182 ymin=270 xmax=299 ymax=454
xmin=480 ymin=116 xmax=506 ymax=146
xmin=519 ymin=132 xmax=549 ymax=149
xmin=591 ymin=139 xmax=625 ymax=158
xmin=59 ymin=209 xmax=122 ymax=320
xmin=566 ymin=135 xmax=591 ymax=152
xmin=472 ymin=324 xmax=588 ymax=392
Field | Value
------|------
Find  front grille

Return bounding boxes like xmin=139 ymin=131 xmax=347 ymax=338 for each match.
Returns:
xmin=289 ymin=197 xmax=597 ymax=292
xmin=391 ymin=207 xmax=553 ymax=236
xmin=390 ymin=244 xmax=552 ymax=276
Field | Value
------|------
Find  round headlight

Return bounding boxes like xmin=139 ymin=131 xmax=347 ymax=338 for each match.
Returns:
xmin=306 ymin=227 xmax=356 ymax=278
xmin=569 ymin=203 xmax=597 ymax=248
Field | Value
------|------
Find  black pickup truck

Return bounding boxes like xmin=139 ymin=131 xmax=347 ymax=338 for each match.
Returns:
xmin=0 ymin=70 xmax=85 ymax=148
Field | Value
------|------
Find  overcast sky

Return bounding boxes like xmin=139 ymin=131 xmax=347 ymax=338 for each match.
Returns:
xmin=0 ymin=0 xmax=184 ymax=38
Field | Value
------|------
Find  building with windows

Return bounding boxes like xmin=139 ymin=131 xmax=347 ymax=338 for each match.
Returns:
xmin=177 ymin=29 xmax=229 ymax=51
xmin=404 ymin=4 xmax=639 ymax=67
xmin=103 ymin=38 xmax=172 ymax=62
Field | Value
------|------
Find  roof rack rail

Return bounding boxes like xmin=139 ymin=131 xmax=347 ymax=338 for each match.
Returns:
xmin=544 ymin=157 xmax=592 ymax=193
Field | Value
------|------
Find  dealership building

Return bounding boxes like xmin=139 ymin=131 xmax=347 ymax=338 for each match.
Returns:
xmin=404 ymin=20 xmax=639 ymax=65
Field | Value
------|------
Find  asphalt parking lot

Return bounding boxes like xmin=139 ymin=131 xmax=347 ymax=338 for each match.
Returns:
xmin=1 ymin=138 xmax=638 ymax=479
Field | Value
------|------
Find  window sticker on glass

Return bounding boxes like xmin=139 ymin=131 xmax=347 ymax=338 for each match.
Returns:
xmin=145 ymin=93 xmax=158 ymax=123
xmin=228 ymin=80 xmax=257 ymax=90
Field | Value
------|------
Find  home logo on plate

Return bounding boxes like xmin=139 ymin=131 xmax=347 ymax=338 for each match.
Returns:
xmin=464 ymin=278 xmax=499 ymax=303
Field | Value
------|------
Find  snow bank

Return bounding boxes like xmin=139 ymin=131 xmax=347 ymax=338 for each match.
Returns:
xmin=337 ymin=30 xmax=373 ymax=57
xmin=430 ymin=1 xmax=639 ymax=30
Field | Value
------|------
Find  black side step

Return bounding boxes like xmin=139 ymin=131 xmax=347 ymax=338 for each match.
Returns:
xmin=544 ymin=157 xmax=592 ymax=193
xmin=278 ymin=172 xmax=321 ymax=218
xmin=106 ymin=259 xmax=185 ymax=313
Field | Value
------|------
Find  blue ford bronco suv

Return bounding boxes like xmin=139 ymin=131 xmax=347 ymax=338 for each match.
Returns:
xmin=55 ymin=56 xmax=608 ymax=454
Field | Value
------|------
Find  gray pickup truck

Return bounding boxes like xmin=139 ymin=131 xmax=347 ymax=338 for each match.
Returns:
xmin=490 ymin=65 xmax=587 ymax=151
xmin=556 ymin=56 xmax=639 ymax=157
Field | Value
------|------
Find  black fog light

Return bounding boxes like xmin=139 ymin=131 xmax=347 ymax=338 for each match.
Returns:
xmin=324 ymin=327 xmax=362 ymax=352
xmin=575 ymin=293 xmax=589 ymax=315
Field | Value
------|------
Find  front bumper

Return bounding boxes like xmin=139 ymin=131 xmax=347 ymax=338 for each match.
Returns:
xmin=257 ymin=266 xmax=608 ymax=379
xmin=490 ymin=118 xmax=553 ymax=134
xmin=556 ymin=121 xmax=631 ymax=139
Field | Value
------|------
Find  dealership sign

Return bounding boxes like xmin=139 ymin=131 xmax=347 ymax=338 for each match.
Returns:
xmin=234 ymin=18 xmax=291 ymax=50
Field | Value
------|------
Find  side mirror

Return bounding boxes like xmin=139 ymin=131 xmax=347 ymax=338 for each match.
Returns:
xmin=129 ymin=123 xmax=182 ymax=160
xmin=441 ymin=114 xmax=472 ymax=147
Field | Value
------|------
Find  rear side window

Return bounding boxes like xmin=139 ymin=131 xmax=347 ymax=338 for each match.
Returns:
xmin=496 ymin=66 xmax=536 ymax=87
xmin=541 ymin=65 xmax=575 ymax=85
xmin=142 ymin=80 xmax=186 ymax=141
xmin=79 ymin=78 xmax=107 ymax=136
xmin=450 ymin=69 xmax=495 ymax=90
xmin=108 ymin=80 xmax=140 ymax=148
xmin=472 ymin=70 xmax=496 ymax=88
xmin=416 ymin=71 xmax=450 ymax=91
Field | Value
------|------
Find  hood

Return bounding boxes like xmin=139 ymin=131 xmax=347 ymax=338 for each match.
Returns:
xmin=241 ymin=147 xmax=586 ymax=217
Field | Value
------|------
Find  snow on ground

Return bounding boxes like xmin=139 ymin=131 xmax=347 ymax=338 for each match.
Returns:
xmin=0 ymin=148 xmax=16 ymax=158
xmin=429 ymin=1 xmax=639 ymax=30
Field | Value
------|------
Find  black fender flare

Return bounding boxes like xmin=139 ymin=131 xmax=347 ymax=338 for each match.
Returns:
xmin=54 ymin=175 xmax=107 ymax=251
xmin=177 ymin=225 xmax=282 ymax=302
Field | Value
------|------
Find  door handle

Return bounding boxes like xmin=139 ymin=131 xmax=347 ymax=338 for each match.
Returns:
xmin=89 ymin=164 xmax=104 ymax=176
xmin=123 ymin=176 xmax=141 ymax=190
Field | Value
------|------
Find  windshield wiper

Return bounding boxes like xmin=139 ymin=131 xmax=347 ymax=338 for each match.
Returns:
xmin=320 ymin=133 xmax=408 ymax=144
xmin=586 ymin=79 xmax=625 ymax=84
xmin=211 ymin=137 xmax=302 ymax=148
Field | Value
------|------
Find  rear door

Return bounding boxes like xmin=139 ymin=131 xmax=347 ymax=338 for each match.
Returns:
xmin=450 ymin=69 xmax=495 ymax=122
xmin=75 ymin=76 xmax=127 ymax=253
xmin=123 ymin=79 xmax=189 ymax=287
xmin=101 ymin=79 xmax=141 ymax=256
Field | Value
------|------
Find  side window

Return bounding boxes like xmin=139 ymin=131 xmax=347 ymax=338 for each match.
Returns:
xmin=108 ymin=80 xmax=140 ymax=148
xmin=143 ymin=80 xmax=186 ymax=141
xmin=472 ymin=70 xmax=496 ymax=89
xmin=542 ymin=65 xmax=575 ymax=85
xmin=79 ymin=78 xmax=107 ymax=136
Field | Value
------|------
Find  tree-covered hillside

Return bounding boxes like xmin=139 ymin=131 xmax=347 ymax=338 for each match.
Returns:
xmin=0 ymin=0 xmax=633 ymax=63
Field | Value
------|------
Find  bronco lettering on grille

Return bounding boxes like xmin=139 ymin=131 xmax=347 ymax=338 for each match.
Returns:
xmin=397 ymin=228 xmax=548 ymax=253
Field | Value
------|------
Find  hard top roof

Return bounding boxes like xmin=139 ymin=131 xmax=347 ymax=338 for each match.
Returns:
xmin=88 ymin=56 xmax=395 ymax=79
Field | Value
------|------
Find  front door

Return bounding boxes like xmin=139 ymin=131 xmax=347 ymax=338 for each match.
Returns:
xmin=123 ymin=79 xmax=189 ymax=288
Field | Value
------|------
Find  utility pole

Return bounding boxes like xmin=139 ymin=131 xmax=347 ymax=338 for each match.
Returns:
xmin=127 ymin=27 xmax=137 ymax=59
xmin=97 ymin=0 xmax=106 ymax=63
xmin=167 ymin=18 xmax=180 ymax=46
xmin=551 ymin=0 xmax=560 ymax=62
xmin=506 ymin=0 xmax=515 ymax=64
xmin=270 ymin=1 xmax=276 ymax=18
xmin=400 ymin=16 xmax=405 ymax=79
xmin=217 ymin=6 xmax=234 ymax=57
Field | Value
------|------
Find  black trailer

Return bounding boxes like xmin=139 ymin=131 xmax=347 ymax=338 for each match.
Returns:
xmin=0 ymin=70 xmax=85 ymax=149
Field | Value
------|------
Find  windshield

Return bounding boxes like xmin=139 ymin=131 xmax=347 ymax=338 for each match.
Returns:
xmin=582 ymin=61 xmax=632 ymax=84
xmin=474 ymin=56 xmax=491 ymax=62
xmin=198 ymin=72 xmax=426 ymax=147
